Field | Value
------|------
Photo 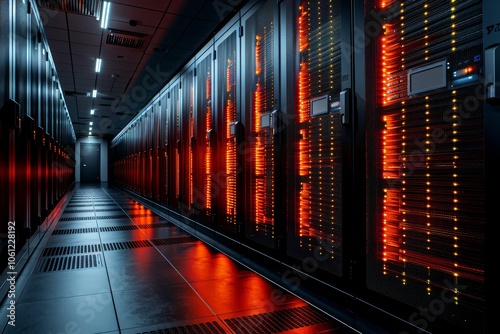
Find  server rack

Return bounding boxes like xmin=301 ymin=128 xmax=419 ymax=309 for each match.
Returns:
xmin=159 ymin=92 xmax=169 ymax=205
xmin=284 ymin=0 xmax=347 ymax=277
xmin=241 ymin=0 xmax=279 ymax=249
xmin=365 ymin=0 xmax=488 ymax=331
xmin=180 ymin=63 xmax=195 ymax=214
xmin=169 ymin=79 xmax=181 ymax=209
xmin=153 ymin=101 xmax=161 ymax=202
xmin=213 ymin=20 xmax=241 ymax=234
xmin=0 ymin=101 xmax=21 ymax=265
xmin=193 ymin=46 xmax=214 ymax=223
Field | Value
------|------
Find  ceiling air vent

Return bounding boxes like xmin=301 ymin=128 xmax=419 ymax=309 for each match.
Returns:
xmin=36 ymin=0 xmax=101 ymax=17
xmin=106 ymin=29 xmax=147 ymax=49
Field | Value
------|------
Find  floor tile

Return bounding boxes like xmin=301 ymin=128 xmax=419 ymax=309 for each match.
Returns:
xmin=170 ymin=253 xmax=254 ymax=283
xmin=113 ymin=283 xmax=215 ymax=330
xmin=107 ymin=261 xmax=184 ymax=291
xmin=102 ymin=247 xmax=166 ymax=267
xmin=190 ymin=274 xmax=304 ymax=314
xmin=3 ymin=293 xmax=119 ymax=334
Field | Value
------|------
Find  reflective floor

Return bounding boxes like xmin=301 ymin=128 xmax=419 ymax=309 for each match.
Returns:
xmin=1 ymin=185 xmax=377 ymax=333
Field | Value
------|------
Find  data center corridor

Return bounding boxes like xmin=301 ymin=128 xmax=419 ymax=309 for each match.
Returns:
xmin=1 ymin=185 xmax=378 ymax=334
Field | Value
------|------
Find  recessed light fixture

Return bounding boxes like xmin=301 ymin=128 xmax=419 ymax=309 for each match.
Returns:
xmin=92 ymin=89 xmax=97 ymax=98
xmin=89 ymin=132 xmax=92 ymax=136
xmin=91 ymin=109 xmax=95 ymax=115
xmin=90 ymin=121 xmax=93 ymax=125
xmin=100 ymin=1 xmax=111 ymax=29
xmin=89 ymin=127 xmax=93 ymax=131
xmin=95 ymin=58 xmax=102 ymax=72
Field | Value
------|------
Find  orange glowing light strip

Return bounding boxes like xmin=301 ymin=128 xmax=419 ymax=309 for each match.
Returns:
xmin=297 ymin=4 xmax=310 ymax=238
xmin=254 ymin=80 xmax=265 ymax=231
xmin=189 ymin=85 xmax=194 ymax=207
xmin=176 ymin=99 xmax=180 ymax=199
xmin=380 ymin=0 xmax=404 ymax=278
xmin=205 ymin=72 xmax=212 ymax=210
xmin=225 ymin=57 xmax=237 ymax=223
xmin=254 ymin=33 xmax=266 ymax=232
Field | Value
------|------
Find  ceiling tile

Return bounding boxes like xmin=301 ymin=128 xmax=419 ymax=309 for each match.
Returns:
xmin=112 ymin=0 xmax=171 ymax=12
xmin=71 ymin=43 xmax=100 ymax=57
xmin=46 ymin=39 xmax=71 ymax=54
xmin=40 ymin=9 xmax=68 ymax=29
xmin=167 ymin=0 xmax=203 ymax=16
xmin=67 ymin=13 xmax=102 ymax=34
xmin=159 ymin=12 xmax=190 ymax=31
xmin=70 ymin=31 xmax=102 ymax=46
xmin=44 ymin=27 xmax=69 ymax=41
xmin=51 ymin=52 xmax=72 ymax=64
xmin=108 ymin=3 xmax=163 ymax=28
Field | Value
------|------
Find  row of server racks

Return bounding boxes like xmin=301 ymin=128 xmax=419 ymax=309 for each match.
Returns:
xmin=0 ymin=0 xmax=76 ymax=274
xmin=110 ymin=0 xmax=498 ymax=333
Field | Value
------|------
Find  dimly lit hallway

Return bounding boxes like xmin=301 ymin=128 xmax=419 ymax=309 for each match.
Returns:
xmin=1 ymin=185 xmax=381 ymax=333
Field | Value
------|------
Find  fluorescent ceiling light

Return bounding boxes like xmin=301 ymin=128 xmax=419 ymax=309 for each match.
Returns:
xmin=95 ymin=58 xmax=102 ymax=72
xmin=100 ymin=2 xmax=111 ymax=29
xmin=89 ymin=132 xmax=92 ymax=136
xmin=91 ymin=109 xmax=95 ymax=115
xmin=92 ymin=89 xmax=97 ymax=98
xmin=89 ymin=127 xmax=93 ymax=131
xmin=90 ymin=121 xmax=93 ymax=125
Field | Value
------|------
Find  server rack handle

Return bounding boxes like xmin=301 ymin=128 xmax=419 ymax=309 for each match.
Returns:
xmin=485 ymin=44 xmax=500 ymax=104
xmin=340 ymin=88 xmax=351 ymax=125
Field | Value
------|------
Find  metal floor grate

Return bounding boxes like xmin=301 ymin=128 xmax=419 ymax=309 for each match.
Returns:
xmin=137 ymin=321 xmax=227 ymax=334
xmin=224 ymin=305 xmax=332 ymax=333
xmin=136 ymin=222 xmax=171 ymax=229
xmin=95 ymin=208 xmax=123 ymax=212
xmin=102 ymin=240 xmax=152 ymax=251
xmin=37 ymin=254 xmax=103 ymax=273
xmin=129 ymin=213 xmax=155 ymax=218
xmin=100 ymin=225 xmax=139 ymax=232
xmin=67 ymin=203 xmax=93 ymax=206
xmin=96 ymin=214 xmax=129 ymax=220
xmin=63 ymin=209 xmax=96 ymax=214
xmin=53 ymin=228 xmax=99 ymax=235
xmin=99 ymin=223 xmax=171 ymax=232
xmin=42 ymin=244 xmax=102 ymax=256
xmin=59 ymin=216 xmax=96 ymax=221
xmin=151 ymin=236 xmax=198 ymax=246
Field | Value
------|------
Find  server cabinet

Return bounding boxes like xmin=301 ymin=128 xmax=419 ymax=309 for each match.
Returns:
xmin=285 ymin=0 xmax=347 ymax=276
xmin=138 ymin=116 xmax=144 ymax=195
xmin=365 ymin=0 xmax=487 ymax=332
xmin=0 ymin=100 xmax=21 ymax=265
xmin=153 ymin=101 xmax=161 ymax=201
xmin=159 ymin=92 xmax=169 ymax=205
xmin=214 ymin=21 xmax=241 ymax=234
xmin=25 ymin=116 xmax=38 ymax=233
xmin=193 ymin=47 xmax=214 ymax=223
xmin=16 ymin=116 xmax=36 ymax=239
xmin=148 ymin=108 xmax=154 ymax=198
xmin=0 ymin=0 xmax=8 ymax=106
xmin=15 ymin=0 xmax=29 ymax=116
xmin=241 ymin=0 xmax=279 ymax=249
xmin=36 ymin=126 xmax=47 ymax=221
xmin=180 ymin=65 xmax=195 ymax=214
xmin=169 ymin=79 xmax=181 ymax=209
xmin=133 ymin=123 xmax=140 ymax=192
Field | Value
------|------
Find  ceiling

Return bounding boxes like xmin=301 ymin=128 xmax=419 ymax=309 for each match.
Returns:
xmin=36 ymin=0 xmax=247 ymax=140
